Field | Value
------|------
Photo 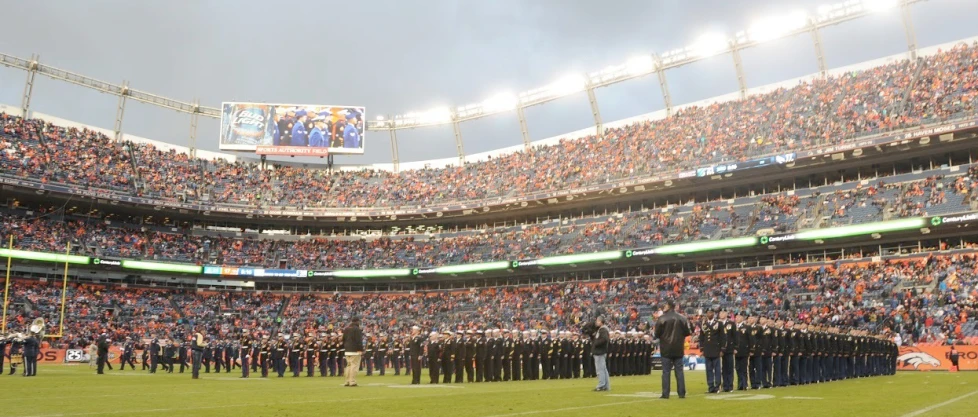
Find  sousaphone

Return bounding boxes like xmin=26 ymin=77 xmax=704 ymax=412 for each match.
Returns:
xmin=28 ymin=317 xmax=45 ymax=340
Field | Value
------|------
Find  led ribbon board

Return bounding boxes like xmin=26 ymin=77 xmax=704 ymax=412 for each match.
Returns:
xmin=794 ymin=218 xmax=926 ymax=240
xmin=121 ymin=260 xmax=203 ymax=274
xmin=534 ymin=250 xmax=622 ymax=266
xmin=330 ymin=269 xmax=413 ymax=279
xmin=654 ymin=237 xmax=758 ymax=255
xmin=433 ymin=261 xmax=510 ymax=274
xmin=0 ymin=249 xmax=89 ymax=265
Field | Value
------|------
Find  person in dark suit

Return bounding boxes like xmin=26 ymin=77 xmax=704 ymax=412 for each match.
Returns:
xmin=699 ymin=309 xmax=725 ymax=393
xmin=653 ymin=301 xmax=691 ymax=399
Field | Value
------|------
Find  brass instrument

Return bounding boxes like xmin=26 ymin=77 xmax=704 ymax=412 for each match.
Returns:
xmin=28 ymin=317 xmax=45 ymax=341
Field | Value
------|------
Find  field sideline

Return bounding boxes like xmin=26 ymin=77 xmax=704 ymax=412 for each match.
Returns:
xmin=0 ymin=366 xmax=974 ymax=417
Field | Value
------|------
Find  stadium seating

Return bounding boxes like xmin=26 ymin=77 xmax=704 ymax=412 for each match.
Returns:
xmin=6 ymin=251 xmax=974 ymax=349
xmin=2 ymin=41 xmax=978 ymax=356
xmin=2 ymin=163 xmax=976 ymax=271
xmin=2 ymin=43 xmax=978 ymax=210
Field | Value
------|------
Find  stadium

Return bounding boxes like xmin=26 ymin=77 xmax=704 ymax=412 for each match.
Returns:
xmin=1 ymin=0 xmax=977 ymax=416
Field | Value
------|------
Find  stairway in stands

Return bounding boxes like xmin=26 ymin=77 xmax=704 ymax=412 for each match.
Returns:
xmin=270 ymin=296 xmax=291 ymax=336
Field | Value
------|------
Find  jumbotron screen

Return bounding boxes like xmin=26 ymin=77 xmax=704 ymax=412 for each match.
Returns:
xmin=220 ymin=102 xmax=366 ymax=156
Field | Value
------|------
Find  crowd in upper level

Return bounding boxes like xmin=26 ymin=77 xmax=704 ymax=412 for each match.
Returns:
xmin=2 ymin=161 xmax=977 ymax=270
xmin=2 ymin=43 xmax=977 ymax=209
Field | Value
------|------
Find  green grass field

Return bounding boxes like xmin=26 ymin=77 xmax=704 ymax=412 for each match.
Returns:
xmin=0 ymin=366 xmax=975 ymax=417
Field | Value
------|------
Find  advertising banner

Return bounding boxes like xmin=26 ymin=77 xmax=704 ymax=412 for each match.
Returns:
xmin=897 ymin=345 xmax=978 ymax=371
xmin=35 ymin=347 xmax=123 ymax=363
xmin=220 ymin=102 xmax=366 ymax=155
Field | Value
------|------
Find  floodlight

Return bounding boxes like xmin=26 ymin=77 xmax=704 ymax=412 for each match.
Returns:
xmin=419 ymin=107 xmax=453 ymax=124
xmin=375 ymin=115 xmax=385 ymax=121
xmin=482 ymin=93 xmax=519 ymax=112
xmin=625 ymin=55 xmax=656 ymax=75
xmin=690 ymin=33 xmax=730 ymax=57
xmin=747 ymin=10 xmax=809 ymax=42
xmin=863 ymin=0 xmax=899 ymax=12
xmin=816 ymin=3 xmax=835 ymax=16
xmin=548 ymin=74 xmax=587 ymax=96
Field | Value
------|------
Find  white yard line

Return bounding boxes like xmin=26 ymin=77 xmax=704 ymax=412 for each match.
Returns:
xmin=14 ymin=393 xmax=463 ymax=417
xmin=898 ymin=390 xmax=978 ymax=417
xmin=11 ymin=383 xmax=581 ymax=417
xmin=483 ymin=399 xmax=660 ymax=417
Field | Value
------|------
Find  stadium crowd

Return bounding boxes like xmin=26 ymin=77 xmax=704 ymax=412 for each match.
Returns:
xmin=1 ymin=43 xmax=977 ymax=210
xmin=1 ymin=162 xmax=974 ymax=270
xmin=4 ymin=252 xmax=975 ymax=352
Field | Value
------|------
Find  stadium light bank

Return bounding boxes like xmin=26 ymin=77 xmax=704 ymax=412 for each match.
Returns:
xmin=0 ymin=0 xmax=921 ymax=170
xmin=368 ymin=0 xmax=920 ymax=160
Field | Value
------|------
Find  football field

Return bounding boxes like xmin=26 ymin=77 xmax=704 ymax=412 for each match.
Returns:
xmin=1 ymin=366 xmax=975 ymax=417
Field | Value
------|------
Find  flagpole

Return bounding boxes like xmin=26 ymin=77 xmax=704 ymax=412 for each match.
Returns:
xmin=58 ymin=241 xmax=71 ymax=338
xmin=2 ymin=235 xmax=12 ymax=333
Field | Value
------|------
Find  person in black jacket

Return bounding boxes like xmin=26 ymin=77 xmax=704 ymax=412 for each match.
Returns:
xmin=699 ymin=309 xmax=725 ymax=393
xmin=96 ymin=333 xmax=110 ymax=375
xmin=653 ymin=301 xmax=691 ymax=399
xmin=591 ymin=316 xmax=611 ymax=391
xmin=343 ymin=318 xmax=364 ymax=387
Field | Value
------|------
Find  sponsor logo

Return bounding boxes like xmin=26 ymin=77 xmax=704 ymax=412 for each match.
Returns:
xmin=938 ymin=213 xmax=978 ymax=225
xmin=761 ymin=234 xmax=796 ymax=245
xmin=625 ymin=248 xmax=655 ymax=258
xmin=92 ymin=258 xmax=122 ymax=266
xmin=897 ymin=348 xmax=941 ymax=369
xmin=775 ymin=153 xmax=796 ymax=164
xmin=513 ymin=260 xmax=541 ymax=268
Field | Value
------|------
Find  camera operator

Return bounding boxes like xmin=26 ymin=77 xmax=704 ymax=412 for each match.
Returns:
xmin=588 ymin=316 xmax=611 ymax=391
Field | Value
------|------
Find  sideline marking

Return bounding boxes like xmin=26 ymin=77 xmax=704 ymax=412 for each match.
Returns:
xmin=482 ymin=399 xmax=658 ymax=417
xmin=898 ymin=390 xmax=978 ymax=417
